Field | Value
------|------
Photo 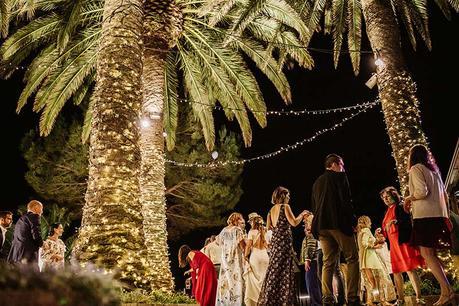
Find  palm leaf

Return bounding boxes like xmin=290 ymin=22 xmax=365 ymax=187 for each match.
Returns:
xmin=347 ymin=0 xmax=361 ymax=75
xmin=433 ymin=0 xmax=452 ymax=19
xmin=230 ymin=0 xmax=269 ymax=37
xmin=57 ymin=0 xmax=83 ymax=52
xmin=332 ymin=0 xmax=346 ymax=67
xmin=164 ymin=51 xmax=180 ymax=151
xmin=178 ymin=45 xmax=216 ymax=150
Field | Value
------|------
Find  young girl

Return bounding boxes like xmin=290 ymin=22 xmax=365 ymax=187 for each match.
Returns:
xmin=357 ymin=216 xmax=395 ymax=306
xmin=179 ymin=245 xmax=218 ymax=306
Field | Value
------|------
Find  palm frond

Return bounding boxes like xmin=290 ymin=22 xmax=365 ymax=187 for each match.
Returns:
xmin=261 ymin=0 xmax=311 ymax=43
xmin=0 ymin=13 xmax=60 ymax=61
xmin=302 ymin=0 xmax=326 ymax=41
xmin=447 ymin=0 xmax=459 ymax=12
xmin=207 ymin=0 xmax=238 ymax=26
xmin=347 ymin=0 xmax=361 ymax=75
xmin=164 ymin=51 xmax=180 ymax=151
xmin=230 ymin=0 xmax=269 ymax=37
xmin=0 ymin=0 xmax=12 ymax=37
xmin=183 ymin=24 xmax=267 ymax=128
xmin=57 ymin=0 xmax=83 ymax=52
xmin=178 ymin=45 xmax=216 ymax=150
xmin=433 ymin=0 xmax=452 ymax=19
xmin=235 ymin=37 xmax=291 ymax=103
xmin=331 ymin=0 xmax=346 ymax=67
xmin=81 ymin=92 xmax=95 ymax=143
xmin=73 ymin=73 xmax=94 ymax=105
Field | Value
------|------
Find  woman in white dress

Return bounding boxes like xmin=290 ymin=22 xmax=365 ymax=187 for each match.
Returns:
xmin=216 ymin=212 xmax=246 ymax=306
xmin=39 ymin=223 xmax=66 ymax=271
xmin=244 ymin=213 xmax=269 ymax=306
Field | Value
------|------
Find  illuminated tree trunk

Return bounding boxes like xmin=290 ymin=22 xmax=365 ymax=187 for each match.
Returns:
xmin=361 ymin=0 xmax=428 ymax=193
xmin=74 ymin=0 xmax=150 ymax=288
xmin=138 ymin=0 xmax=182 ymax=291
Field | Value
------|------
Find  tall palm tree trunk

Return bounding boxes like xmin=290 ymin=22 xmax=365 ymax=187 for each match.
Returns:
xmin=137 ymin=0 xmax=182 ymax=291
xmin=139 ymin=47 xmax=174 ymax=291
xmin=361 ymin=0 xmax=428 ymax=192
xmin=74 ymin=0 xmax=150 ymax=288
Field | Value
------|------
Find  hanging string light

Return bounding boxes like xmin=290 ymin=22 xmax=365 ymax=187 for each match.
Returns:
xmin=166 ymin=100 xmax=379 ymax=168
xmin=177 ymin=98 xmax=380 ymax=116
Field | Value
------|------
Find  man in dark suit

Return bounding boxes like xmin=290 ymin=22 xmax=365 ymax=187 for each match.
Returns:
xmin=8 ymin=200 xmax=44 ymax=268
xmin=0 ymin=211 xmax=13 ymax=261
xmin=311 ymin=154 xmax=359 ymax=306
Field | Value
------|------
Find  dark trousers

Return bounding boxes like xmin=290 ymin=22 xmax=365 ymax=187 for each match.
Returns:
xmin=305 ymin=258 xmax=322 ymax=306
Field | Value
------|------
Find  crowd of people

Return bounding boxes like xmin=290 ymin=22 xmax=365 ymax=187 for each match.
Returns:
xmin=0 ymin=200 xmax=66 ymax=272
xmin=178 ymin=144 xmax=457 ymax=306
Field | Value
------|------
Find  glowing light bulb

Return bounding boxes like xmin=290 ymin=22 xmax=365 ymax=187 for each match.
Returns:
xmin=375 ymin=58 xmax=384 ymax=67
xmin=141 ymin=118 xmax=151 ymax=128
xmin=211 ymin=151 xmax=219 ymax=160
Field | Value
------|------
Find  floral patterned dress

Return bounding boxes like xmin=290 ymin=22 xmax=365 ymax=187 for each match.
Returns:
xmin=258 ymin=204 xmax=296 ymax=306
xmin=39 ymin=238 xmax=66 ymax=271
xmin=216 ymin=226 xmax=245 ymax=306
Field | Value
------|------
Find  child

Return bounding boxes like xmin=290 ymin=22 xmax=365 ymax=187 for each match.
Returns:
xmin=357 ymin=216 xmax=395 ymax=306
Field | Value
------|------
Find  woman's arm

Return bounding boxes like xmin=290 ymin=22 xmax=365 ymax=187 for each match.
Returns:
xmin=266 ymin=212 xmax=272 ymax=230
xmin=244 ymin=238 xmax=253 ymax=259
xmin=284 ymin=204 xmax=308 ymax=227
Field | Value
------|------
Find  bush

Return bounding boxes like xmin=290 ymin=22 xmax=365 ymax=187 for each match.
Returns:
xmin=120 ymin=289 xmax=196 ymax=304
xmin=0 ymin=263 xmax=121 ymax=306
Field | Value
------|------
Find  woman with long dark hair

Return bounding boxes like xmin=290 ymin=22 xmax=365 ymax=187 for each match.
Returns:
xmin=39 ymin=223 xmax=65 ymax=271
xmin=404 ymin=144 xmax=454 ymax=306
xmin=178 ymin=245 xmax=217 ymax=306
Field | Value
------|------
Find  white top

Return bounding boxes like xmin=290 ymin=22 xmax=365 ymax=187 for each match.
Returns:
xmin=408 ymin=163 xmax=448 ymax=219
xmin=204 ymin=240 xmax=222 ymax=265
xmin=0 ymin=225 xmax=7 ymax=246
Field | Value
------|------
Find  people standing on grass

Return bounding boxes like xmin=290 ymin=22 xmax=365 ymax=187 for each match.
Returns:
xmin=380 ymin=186 xmax=425 ymax=304
xmin=39 ymin=223 xmax=66 ymax=271
xmin=243 ymin=212 xmax=269 ymax=306
xmin=179 ymin=245 xmax=218 ymax=306
xmin=405 ymin=144 xmax=455 ymax=306
xmin=258 ymin=186 xmax=309 ymax=306
xmin=8 ymin=200 xmax=44 ymax=270
xmin=311 ymin=154 xmax=360 ymax=306
xmin=215 ymin=213 xmax=246 ymax=306
xmin=357 ymin=216 xmax=396 ymax=306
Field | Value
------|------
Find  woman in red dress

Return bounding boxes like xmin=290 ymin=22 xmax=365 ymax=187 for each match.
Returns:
xmin=380 ymin=186 xmax=425 ymax=305
xmin=179 ymin=245 xmax=218 ymax=306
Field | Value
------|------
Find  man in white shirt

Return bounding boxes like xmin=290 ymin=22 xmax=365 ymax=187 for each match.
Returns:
xmin=0 ymin=211 xmax=13 ymax=261
xmin=203 ymin=235 xmax=222 ymax=277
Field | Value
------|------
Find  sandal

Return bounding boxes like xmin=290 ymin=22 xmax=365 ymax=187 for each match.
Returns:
xmin=416 ymin=297 xmax=426 ymax=305
xmin=434 ymin=292 xmax=456 ymax=306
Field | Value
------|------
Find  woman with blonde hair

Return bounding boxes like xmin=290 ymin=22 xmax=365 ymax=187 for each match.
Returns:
xmin=258 ymin=186 xmax=309 ymax=305
xmin=404 ymin=144 xmax=454 ymax=306
xmin=215 ymin=212 xmax=246 ymax=305
xmin=244 ymin=213 xmax=269 ymax=306
xmin=357 ymin=216 xmax=396 ymax=306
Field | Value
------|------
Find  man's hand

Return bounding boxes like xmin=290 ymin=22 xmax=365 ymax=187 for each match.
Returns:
xmin=403 ymin=199 xmax=412 ymax=213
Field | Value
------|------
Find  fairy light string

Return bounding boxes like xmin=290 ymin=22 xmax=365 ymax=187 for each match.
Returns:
xmin=166 ymin=99 xmax=379 ymax=167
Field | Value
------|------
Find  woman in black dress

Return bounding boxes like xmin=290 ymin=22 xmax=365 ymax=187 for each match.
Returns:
xmin=258 ymin=186 xmax=309 ymax=306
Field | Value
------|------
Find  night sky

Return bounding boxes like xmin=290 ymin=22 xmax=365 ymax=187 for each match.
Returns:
xmin=1 ymin=5 xmax=458 ymax=287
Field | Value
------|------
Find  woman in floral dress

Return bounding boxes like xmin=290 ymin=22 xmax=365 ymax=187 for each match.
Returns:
xmin=39 ymin=223 xmax=65 ymax=271
xmin=258 ymin=186 xmax=309 ymax=306
xmin=215 ymin=212 xmax=246 ymax=306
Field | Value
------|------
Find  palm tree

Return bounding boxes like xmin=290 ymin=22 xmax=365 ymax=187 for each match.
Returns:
xmin=1 ymin=0 xmax=312 ymax=289
xmin=229 ymin=0 xmax=458 ymax=191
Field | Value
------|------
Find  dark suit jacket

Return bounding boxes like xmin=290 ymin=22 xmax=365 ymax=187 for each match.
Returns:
xmin=311 ymin=170 xmax=357 ymax=238
xmin=7 ymin=212 xmax=43 ymax=264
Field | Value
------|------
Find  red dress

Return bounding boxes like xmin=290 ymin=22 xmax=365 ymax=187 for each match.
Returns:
xmin=382 ymin=205 xmax=425 ymax=273
xmin=190 ymin=251 xmax=217 ymax=306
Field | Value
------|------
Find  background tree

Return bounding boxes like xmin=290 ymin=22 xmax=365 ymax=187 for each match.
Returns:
xmin=20 ymin=109 xmax=243 ymax=241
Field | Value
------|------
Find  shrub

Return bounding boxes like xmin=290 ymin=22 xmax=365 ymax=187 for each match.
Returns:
xmin=120 ymin=289 xmax=196 ymax=304
xmin=0 ymin=263 xmax=120 ymax=306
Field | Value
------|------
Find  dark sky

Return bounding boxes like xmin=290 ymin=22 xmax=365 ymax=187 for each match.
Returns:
xmin=0 ymin=4 xmax=458 ymax=287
